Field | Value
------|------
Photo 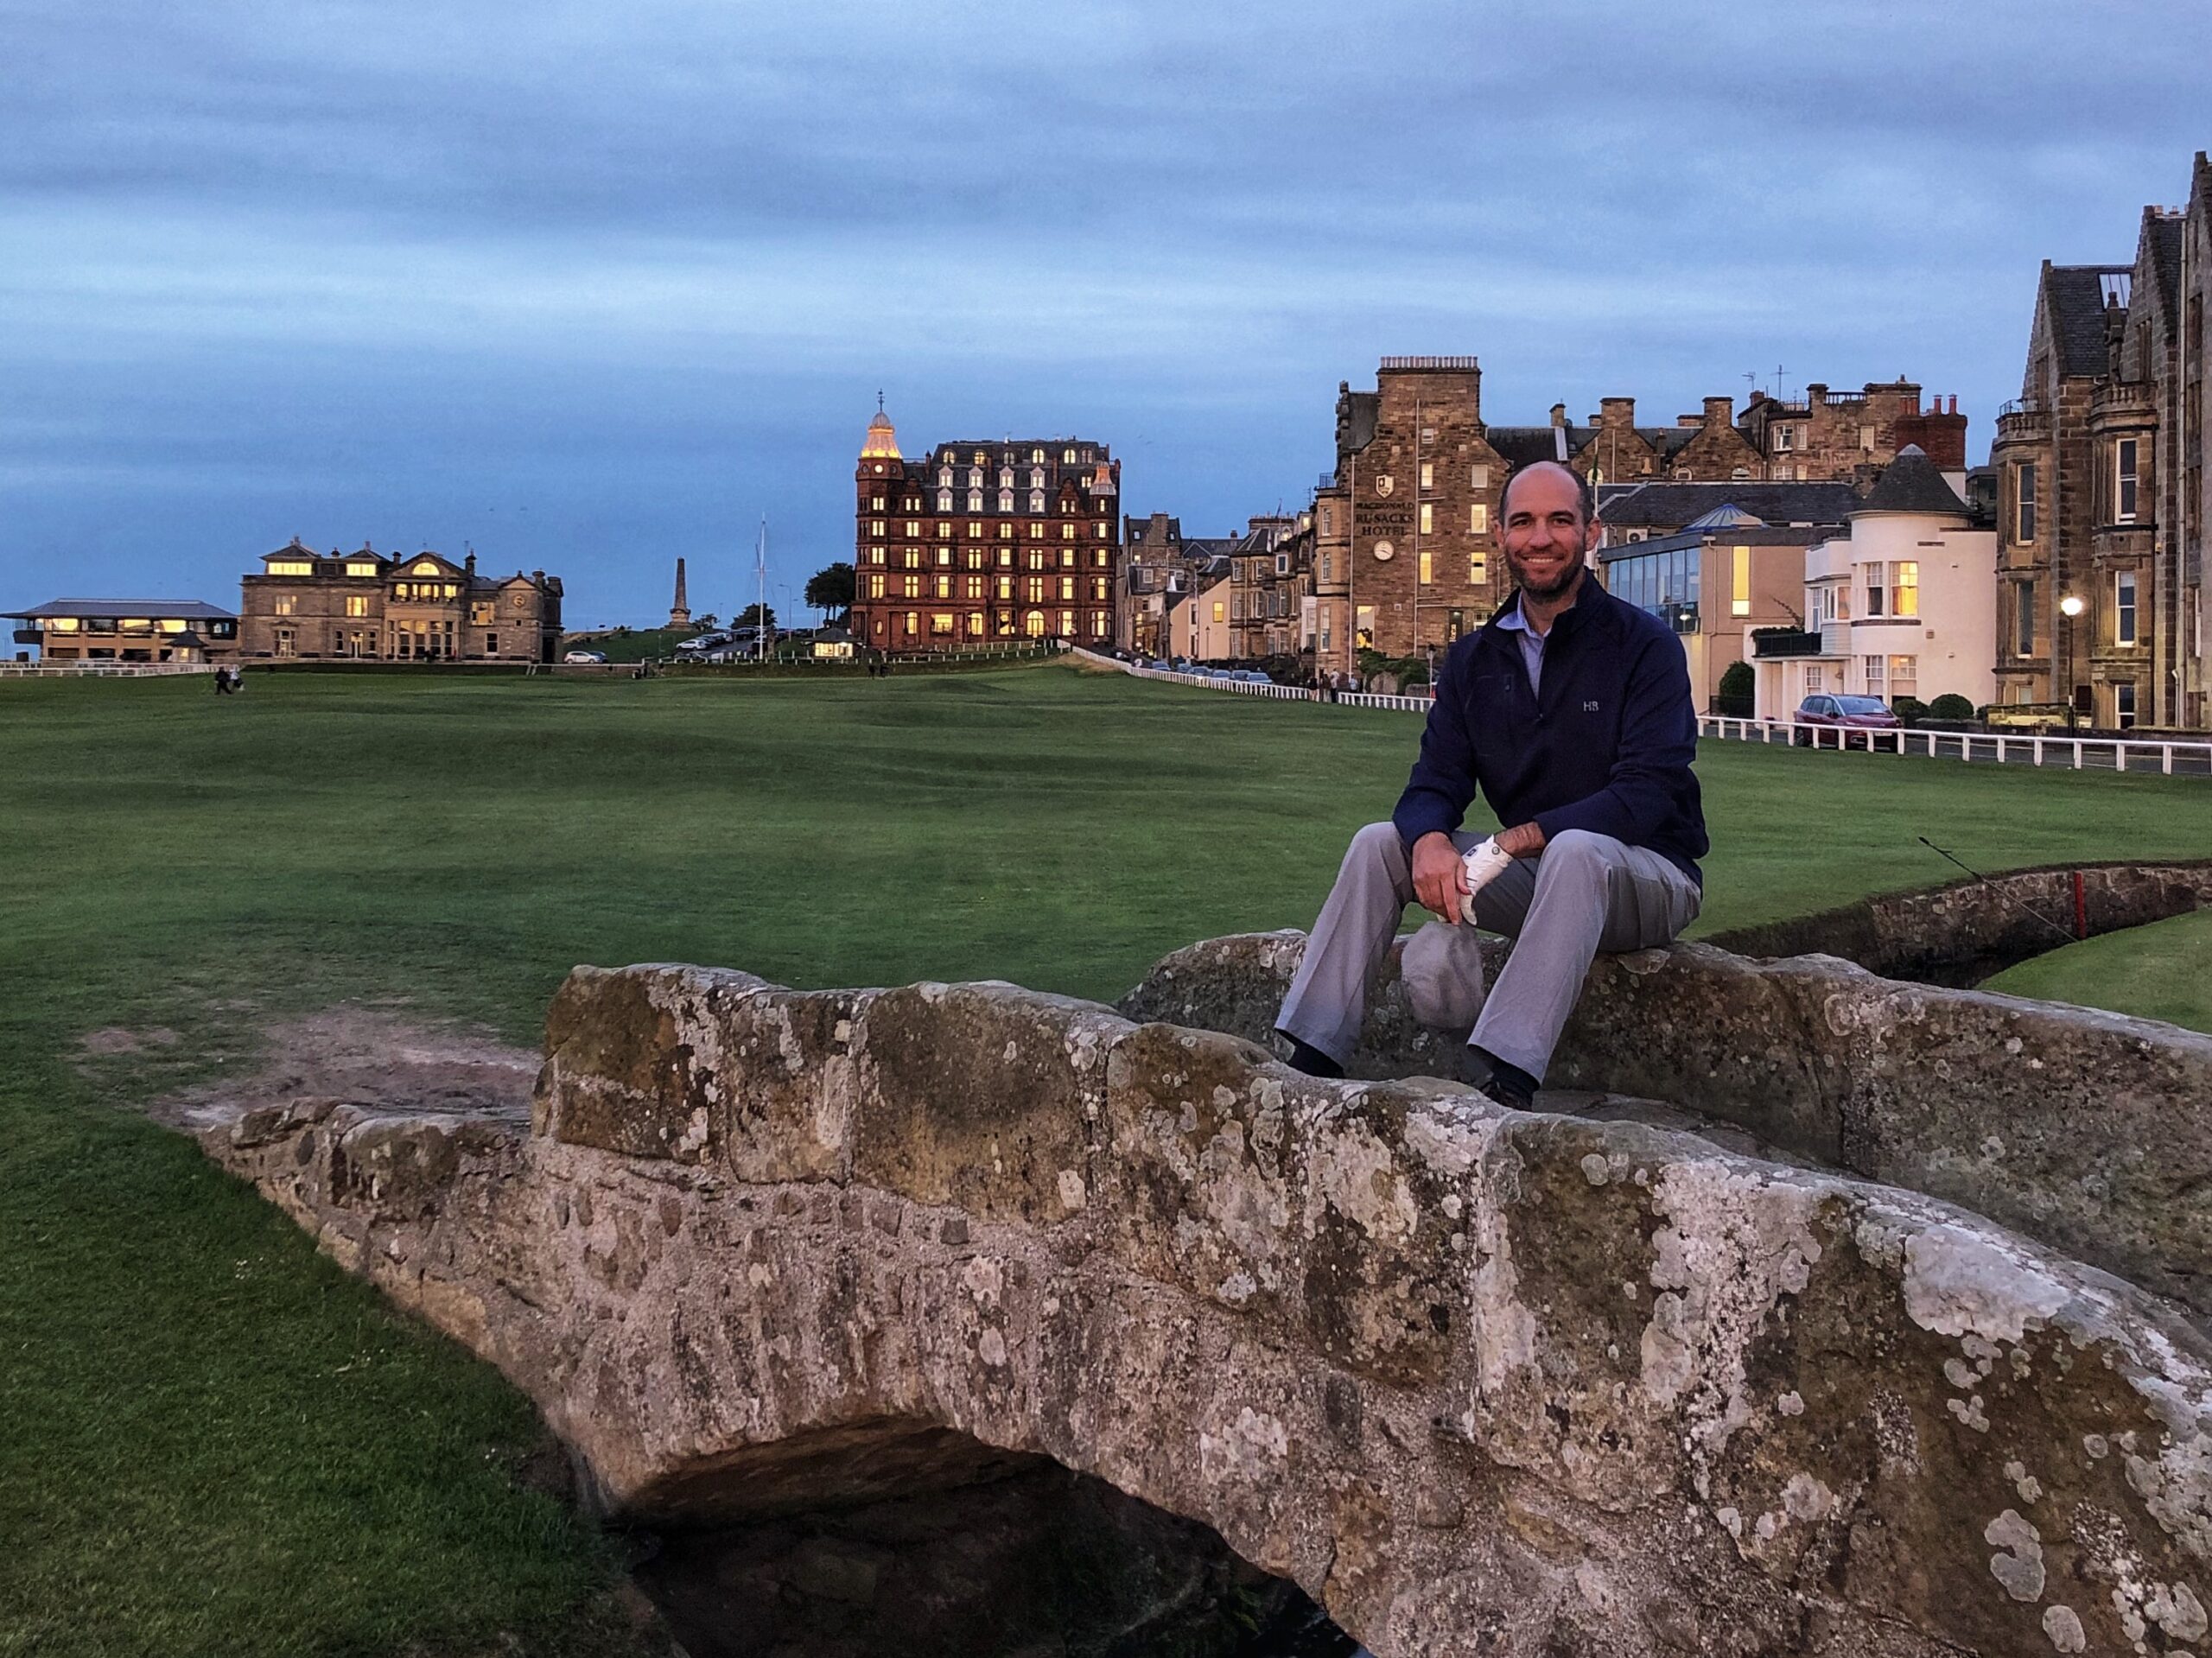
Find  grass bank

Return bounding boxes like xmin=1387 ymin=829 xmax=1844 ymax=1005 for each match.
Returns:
xmin=1981 ymin=907 xmax=2212 ymax=1033
xmin=3 ymin=661 xmax=2208 ymax=1654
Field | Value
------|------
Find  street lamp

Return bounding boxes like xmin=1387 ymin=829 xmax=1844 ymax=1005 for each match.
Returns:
xmin=2059 ymin=594 xmax=2085 ymax=732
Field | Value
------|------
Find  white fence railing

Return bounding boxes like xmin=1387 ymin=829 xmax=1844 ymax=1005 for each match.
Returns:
xmin=1074 ymin=650 xmax=2210 ymax=778
xmin=1074 ymin=648 xmax=1437 ymax=711
xmin=0 ymin=660 xmax=215 ymax=678
xmin=1702 ymin=716 xmax=2212 ymax=776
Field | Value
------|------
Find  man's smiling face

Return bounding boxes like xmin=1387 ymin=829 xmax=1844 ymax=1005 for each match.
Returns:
xmin=1500 ymin=463 xmax=1599 ymax=600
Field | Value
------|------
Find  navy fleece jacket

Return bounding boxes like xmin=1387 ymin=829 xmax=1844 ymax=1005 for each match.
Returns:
xmin=1391 ymin=581 xmax=1708 ymax=882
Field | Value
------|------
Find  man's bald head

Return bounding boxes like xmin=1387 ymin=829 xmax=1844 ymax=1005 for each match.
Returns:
xmin=1501 ymin=461 xmax=1596 ymax=529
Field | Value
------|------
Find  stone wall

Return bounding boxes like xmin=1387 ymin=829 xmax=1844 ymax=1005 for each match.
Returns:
xmin=1704 ymin=860 xmax=2212 ymax=987
xmin=1123 ymin=927 xmax=2212 ymax=1323
xmin=203 ymin=957 xmax=2212 ymax=1656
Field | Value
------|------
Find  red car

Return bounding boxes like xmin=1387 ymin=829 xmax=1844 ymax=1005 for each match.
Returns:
xmin=1793 ymin=693 xmax=1904 ymax=749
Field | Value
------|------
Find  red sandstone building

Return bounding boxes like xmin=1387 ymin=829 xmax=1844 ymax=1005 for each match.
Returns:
xmin=851 ymin=406 xmax=1121 ymax=650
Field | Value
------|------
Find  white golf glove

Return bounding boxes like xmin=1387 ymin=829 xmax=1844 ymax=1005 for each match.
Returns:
xmin=1458 ymin=837 xmax=1515 ymax=924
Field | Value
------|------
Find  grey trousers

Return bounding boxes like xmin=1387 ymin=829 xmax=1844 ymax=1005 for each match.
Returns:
xmin=1276 ymin=823 xmax=1702 ymax=1081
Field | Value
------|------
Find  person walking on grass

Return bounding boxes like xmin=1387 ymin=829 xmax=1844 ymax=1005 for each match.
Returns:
xmin=1274 ymin=461 xmax=1707 ymax=1109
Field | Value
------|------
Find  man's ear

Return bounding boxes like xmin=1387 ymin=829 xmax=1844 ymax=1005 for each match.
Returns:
xmin=1583 ymin=515 xmax=1603 ymax=554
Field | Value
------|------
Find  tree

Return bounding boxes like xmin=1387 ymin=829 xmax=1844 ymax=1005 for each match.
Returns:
xmin=1715 ymin=659 xmax=1754 ymax=717
xmin=805 ymin=562 xmax=855 ymax=623
xmin=692 ymin=613 xmax=718 ymax=630
xmin=735 ymin=602 xmax=777 ymax=630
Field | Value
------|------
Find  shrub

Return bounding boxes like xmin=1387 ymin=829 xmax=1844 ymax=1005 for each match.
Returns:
xmin=1891 ymin=696 xmax=1929 ymax=727
xmin=1928 ymin=693 xmax=1975 ymax=721
xmin=1718 ymin=661 xmax=1754 ymax=702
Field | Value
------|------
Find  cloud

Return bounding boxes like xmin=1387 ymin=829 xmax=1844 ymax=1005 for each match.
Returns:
xmin=3 ymin=0 xmax=2209 ymax=623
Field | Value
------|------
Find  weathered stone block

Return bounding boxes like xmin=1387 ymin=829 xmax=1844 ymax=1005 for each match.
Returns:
xmin=848 ymin=981 xmax=1123 ymax=1224
xmin=537 ymin=963 xmax=779 ymax=1161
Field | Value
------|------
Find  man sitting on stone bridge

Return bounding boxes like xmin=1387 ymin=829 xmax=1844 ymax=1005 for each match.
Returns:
xmin=1275 ymin=461 xmax=1707 ymax=1109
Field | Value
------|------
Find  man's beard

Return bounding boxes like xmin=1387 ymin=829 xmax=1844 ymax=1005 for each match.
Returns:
xmin=1508 ymin=553 xmax=1585 ymax=602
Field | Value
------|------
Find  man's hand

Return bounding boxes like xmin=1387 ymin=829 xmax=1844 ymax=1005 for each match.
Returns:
xmin=1494 ymin=821 xmax=1548 ymax=859
xmin=1410 ymin=831 xmax=1470 ymax=924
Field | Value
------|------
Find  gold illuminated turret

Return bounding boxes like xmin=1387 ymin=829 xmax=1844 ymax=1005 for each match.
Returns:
xmin=861 ymin=397 xmax=900 ymax=460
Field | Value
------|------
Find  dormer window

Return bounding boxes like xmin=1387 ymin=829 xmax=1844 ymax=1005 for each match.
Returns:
xmin=938 ymin=491 xmax=953 ymax=511
xmin=1062 ymin=448 xmax=1076 ymax=463
xmin=1029 ymin=492 xmax=1046 ymax=514
xmin=998 ymin=490 xmax=1014 ymax=511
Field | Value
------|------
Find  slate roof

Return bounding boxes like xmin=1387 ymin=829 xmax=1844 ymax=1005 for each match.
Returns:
xmin=2041 ymin=264 xmax=2127 ymax=378
xmin=6 ymin=597 xmax=238 ymax=620
xmin=1484 ymin=426 xmax=1572 ymax=468
xmin=1597 ymin=480 xmax=1861 ymax=530
xmin=1853 ymin=445 xmax=1968 ymax=518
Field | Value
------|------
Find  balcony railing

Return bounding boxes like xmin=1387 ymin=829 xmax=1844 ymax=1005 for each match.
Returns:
xmin=1749 ymin=628 xmax=1823 ymax=659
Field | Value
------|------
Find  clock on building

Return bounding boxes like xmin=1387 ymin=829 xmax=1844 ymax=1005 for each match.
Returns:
xmin=1373 ymin=540 xmax=1395 ymax=562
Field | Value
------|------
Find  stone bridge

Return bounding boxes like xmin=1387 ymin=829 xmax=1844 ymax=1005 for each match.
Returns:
xmin=207 ymin=938 xmax=2212 ymax=1657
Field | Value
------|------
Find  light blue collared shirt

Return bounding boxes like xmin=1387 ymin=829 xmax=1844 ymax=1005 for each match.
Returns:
xmin=1491 ymin=594 xmax=1549 ymax=697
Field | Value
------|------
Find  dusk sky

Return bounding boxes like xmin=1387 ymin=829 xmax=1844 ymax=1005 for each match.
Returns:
xmin=8 ymin=1 xmax=2212 ymax=631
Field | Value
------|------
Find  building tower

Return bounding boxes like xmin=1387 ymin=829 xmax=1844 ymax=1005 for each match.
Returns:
xmin=668 ymin=557 xmax=690 ymax=630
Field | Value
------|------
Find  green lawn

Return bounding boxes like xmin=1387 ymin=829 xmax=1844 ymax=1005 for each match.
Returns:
xmin=4 ymin=661 xmax=2209 ymax=1655
xmin=1982 ymin=907 xmax=2212 ymax=1034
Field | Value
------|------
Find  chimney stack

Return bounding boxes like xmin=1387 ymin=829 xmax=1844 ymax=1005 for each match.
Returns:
xmin=1549 ymin=402 xmax=1567 ymax=428
xmin=1702 ymin=395 xmax=1733 ymax=428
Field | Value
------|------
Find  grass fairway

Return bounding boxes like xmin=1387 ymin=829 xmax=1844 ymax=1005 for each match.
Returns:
xmin=4 ymin=660 xmax=2209 ymax=1655
xmin=1982 ymin=908 xmax=2212 ymax=1034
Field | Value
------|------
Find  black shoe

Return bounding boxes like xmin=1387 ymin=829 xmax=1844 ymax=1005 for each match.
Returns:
xmin=1462 ymin=1045 xmax=1537 ymax=1110
xmin=1281 ymin=1035 xmax=1344 ymax=1079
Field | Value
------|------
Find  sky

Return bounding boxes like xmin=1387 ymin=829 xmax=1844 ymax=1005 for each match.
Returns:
xmin=5 ymin=0 xmax=2211 ymax=632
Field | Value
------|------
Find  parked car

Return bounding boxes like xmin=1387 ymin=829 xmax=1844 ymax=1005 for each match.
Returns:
xmin=1793 ymin=694 xmax=1903 ymax=748
xmin=1230 ymin=670 xmax=1273 ymax=684
xmin=674 ymin=632 xmax=730 ymax=655
xmin=562 ymin=649 xmax=607 ymax=664
xmin=1983 ymin=702 xmax=2073 ymax=734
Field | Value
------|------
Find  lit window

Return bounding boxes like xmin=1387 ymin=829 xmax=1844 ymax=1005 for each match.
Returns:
xmin=1893 ymin=561 xmax=1919 ymax=619
xmin=1419 ymin=550 xmax=1433 ymax=585
xmin=412 ymin=560 xmax=441 ymax=576
xmin=1211 ymin=600 xmax=1225 ymax=623
xmin=868 ymin=574 xmax=886 ymax=598
xmin=347 ymin=595 xmax=371 ymax=619
xmin=936 ymin=547 xmax=951 ymax=566
xmin=345 ymin=562 xmax=378 ymax=577
xmin=1420 ymin=461 xmax=1433 ymax=491
xmin=902 ymin=575 xmax=920 ymax=598
xmin=935 ymin=575 xmax=951 ymax=598
xmin=1059 ymin=577 xmax=1075 ymax=600
xmin=1469 ymin=504 xmax=1488 ymax=534
xmin=931 ymin=613 xmax=955 ymax=636
xmin=267 ymin=561 xmax=314 ymax=576
xmin=274 ymin=595 xmax=296 ymax=616
xmin=1731 ymin=546 xmax=1751 ymax=617
xmin=1468 ymin=552 xmax=1487 ymax=584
